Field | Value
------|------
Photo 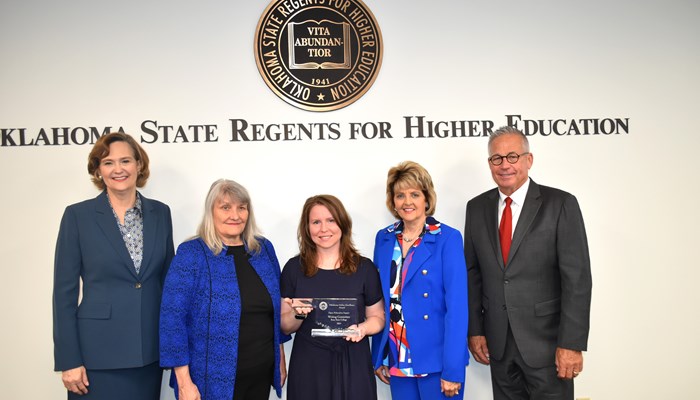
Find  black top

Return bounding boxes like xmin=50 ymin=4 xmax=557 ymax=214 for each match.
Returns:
xmin=227 ymin=245 xmax=274 ymax=371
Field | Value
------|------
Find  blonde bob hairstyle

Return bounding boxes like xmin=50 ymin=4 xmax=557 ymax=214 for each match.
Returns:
xmin=87 ymin=132 xmax=150 ymax=190
xmin=385 ymin=161 xmax=437 ymax=220
xmin=196 ymin=179 xmax=261 ymax=255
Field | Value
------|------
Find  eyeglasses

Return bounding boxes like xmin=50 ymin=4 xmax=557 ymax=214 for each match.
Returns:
xmin=488 ymin=152 xmax=529 ymax=166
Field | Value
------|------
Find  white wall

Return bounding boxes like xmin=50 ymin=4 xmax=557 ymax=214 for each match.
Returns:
xmin=1 ymin=1 xmax=698 ymax=399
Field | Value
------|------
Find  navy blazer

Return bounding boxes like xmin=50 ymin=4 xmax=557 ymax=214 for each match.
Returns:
xmin=53 ymin=191 xmax=174 ymax=371
xmin=371 ymin=220 xmax=469 ymax=383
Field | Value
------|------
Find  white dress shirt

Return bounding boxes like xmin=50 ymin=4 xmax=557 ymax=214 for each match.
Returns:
xmin=497 ymin=178 xmax=531 ymax=238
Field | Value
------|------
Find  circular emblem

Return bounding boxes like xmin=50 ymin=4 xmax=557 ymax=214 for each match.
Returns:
xmin=254 ymin=0 xmax=383 ymax=112
xmin=319 ymin=301 xmax=328 ymax=311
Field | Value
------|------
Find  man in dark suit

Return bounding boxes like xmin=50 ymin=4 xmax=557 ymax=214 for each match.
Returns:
xmin=464 ymin=126 xmax=592 ymax=399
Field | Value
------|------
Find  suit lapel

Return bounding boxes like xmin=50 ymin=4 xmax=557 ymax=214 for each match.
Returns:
xmin=94 ymin=192 xmax=139 ymax=279
xmin=484 ymin=189 xmax=505 ymax=270
xmin=403 ymin=233 xmax=434 ymax=286
xmin=377 ymin=230 xmax=394 ymax=295
xmin=508 ymin=180 xmax=542 ymax=265
xmin=139 ymin=194 xmax=158 ymax=278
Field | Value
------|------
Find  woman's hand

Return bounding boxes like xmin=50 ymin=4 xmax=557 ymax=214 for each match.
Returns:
xmin=288 ymin=298 xmax=314 ymax=317
xmin=281 ymin=297 xmax=314 ymax=334
xmin=279 ymin=344 xmax=287 ymax=387
xmin=440 ymin=379 xmax=461 ymax=398
xmin=344 ymin=323 xmax=366 ymax=342
xmin=174 ymin=365 xmax=201 ymax=400
xmin=374 ymin=366 xmax=390 ymax=385
xmin=62 ymin=366 xmax=89 ymax=395
xmin=178 ymin=381 xmax=201 ymax=400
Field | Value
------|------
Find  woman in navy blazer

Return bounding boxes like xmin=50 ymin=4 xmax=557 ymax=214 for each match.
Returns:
xmin=53 ymin=132 xmax=174 ymax=399
xmin=372 ymin=161 xmax=469 ymax=400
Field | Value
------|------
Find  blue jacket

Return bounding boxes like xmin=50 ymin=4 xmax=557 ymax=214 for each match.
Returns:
xmin=371 ymin=220 xmax=469 ymax=383
xmin=53 ymin=191 xmax=174 ymax=371
xmin=160 ymin=237 xmax=286 ymax=399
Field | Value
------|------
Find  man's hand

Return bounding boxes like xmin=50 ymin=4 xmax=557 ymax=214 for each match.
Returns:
xmin=468 ymin=335 xmax=490 ymax=365
xmin=555 ymin=347 xmax=583 ymax=379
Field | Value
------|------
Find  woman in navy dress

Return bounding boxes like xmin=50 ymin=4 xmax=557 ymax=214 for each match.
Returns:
xmin=281 ymin=194 xmax=385 ymax=400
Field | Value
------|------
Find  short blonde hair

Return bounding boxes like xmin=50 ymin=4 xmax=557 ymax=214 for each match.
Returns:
xmin=385 ymin=161 xmax=437 ymax=219
xmin=197 ymin=179 xmax=261 ymax=255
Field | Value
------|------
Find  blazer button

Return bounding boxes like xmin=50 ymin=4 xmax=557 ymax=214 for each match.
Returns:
xmin=134 ymin=282 xmax=142 ymax=289
xmin=423 ymin=314 xmax=429 ymax=320
xmin=423 ymin=292 xmax=429 ymax=298
xmin=422 ymin=269 xmax=428 ymax=275
xmin=504 ymin=279 xmax=509 ymax=285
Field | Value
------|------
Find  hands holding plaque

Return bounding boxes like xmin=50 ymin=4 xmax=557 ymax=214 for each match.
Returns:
xmin=284 ymin=297 xmax=363 ymax=340
xmin=288 ymin=298 xmax=314 ymax=320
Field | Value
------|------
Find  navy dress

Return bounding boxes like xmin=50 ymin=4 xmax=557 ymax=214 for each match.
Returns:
xmin=281 ymin=256 xmax=382 ymax=400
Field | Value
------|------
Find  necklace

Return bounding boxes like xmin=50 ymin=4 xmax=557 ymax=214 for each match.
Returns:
xmin=402 ymin=229 xmax=424 ymax=243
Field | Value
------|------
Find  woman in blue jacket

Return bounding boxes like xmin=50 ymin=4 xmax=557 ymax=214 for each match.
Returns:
xmin=160 ymin=179 xmax=287 ymax=400
xmin=372 ymin=161 xmax=469 ymax=399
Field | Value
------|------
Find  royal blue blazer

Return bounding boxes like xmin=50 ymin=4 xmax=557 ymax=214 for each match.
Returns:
xmin=371 ymin=220 xmax=469 ymax=383
xmin=53 ymin=191 xmax=174 ymax=371
xmin=160 ymin=237 xmax=288 ymax=400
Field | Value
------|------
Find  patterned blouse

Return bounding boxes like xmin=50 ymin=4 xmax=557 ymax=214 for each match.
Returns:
xmin=109 ymin=193 xmax=144 ymax=274
xmin=385 ymin=216 xmax=442 ymax=377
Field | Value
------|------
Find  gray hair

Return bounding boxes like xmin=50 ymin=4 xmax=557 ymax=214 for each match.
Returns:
xmin=488 ymin=126 xmax=530 ymax=154
xmin=196 ymin=179 xmax=261 ymax=255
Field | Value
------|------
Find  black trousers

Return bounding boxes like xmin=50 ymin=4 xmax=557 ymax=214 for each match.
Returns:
xmin=489 ymin=326 xmax=573 ymax=400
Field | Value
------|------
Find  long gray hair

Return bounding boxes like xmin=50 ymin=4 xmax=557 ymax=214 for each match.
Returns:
xmin=196 ymin=179 xmax=261 ymax=255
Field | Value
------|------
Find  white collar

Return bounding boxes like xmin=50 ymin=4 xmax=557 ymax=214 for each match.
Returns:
xmin=499 ymin=178 xmax=530 ymax=207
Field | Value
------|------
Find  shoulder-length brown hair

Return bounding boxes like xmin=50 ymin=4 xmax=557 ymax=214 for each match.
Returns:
xmin=87 ymin=132 xmax=150 ymax=190
xmin=298 ymin=194 xmax=361 ymax=277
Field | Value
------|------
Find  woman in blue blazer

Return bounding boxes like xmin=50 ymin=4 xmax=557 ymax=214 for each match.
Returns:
xmin=160 ymin=179 xmax=288 ymax=400
xmin=53 ymin=132 xmax=174 ymax=399
xmin=372 ymin=161 xmax=469 ymax=400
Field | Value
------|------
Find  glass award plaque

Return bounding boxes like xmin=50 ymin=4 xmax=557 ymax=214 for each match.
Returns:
xmin=310 ymin=298 xmax=360 ymax=337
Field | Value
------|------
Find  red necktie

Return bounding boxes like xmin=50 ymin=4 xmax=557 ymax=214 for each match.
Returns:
xmin=499 ymin=197 xmax=513 ymax=265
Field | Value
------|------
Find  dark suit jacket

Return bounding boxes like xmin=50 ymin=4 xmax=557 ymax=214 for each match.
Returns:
xmin=53 ymin=191 xmax=174 ymax=371
xmin=464 ymin=179 xmax=591 ymax=368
